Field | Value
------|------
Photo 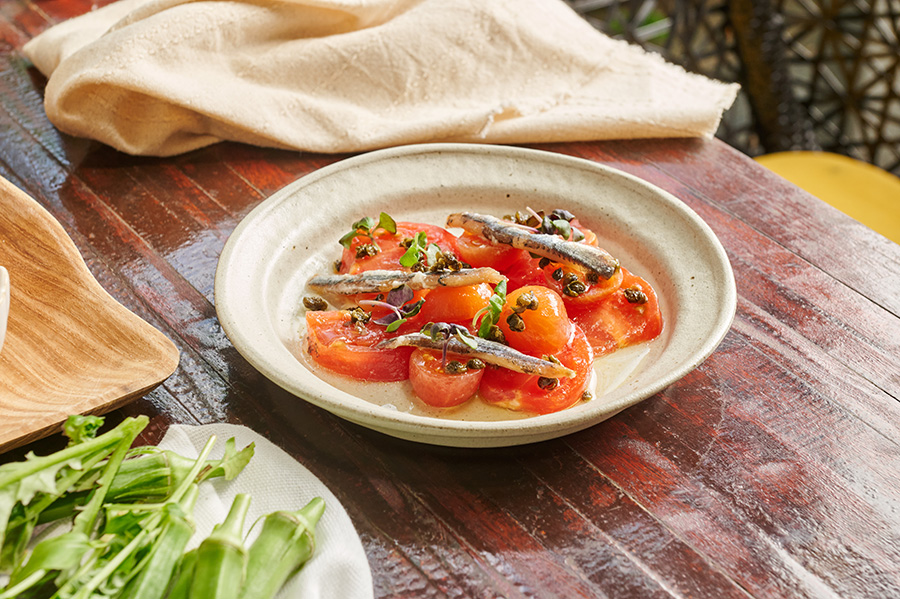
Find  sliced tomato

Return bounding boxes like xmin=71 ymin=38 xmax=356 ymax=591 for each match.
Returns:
xmin=541 ymin=262 xmax=624 ymax=308
xmin=305 ymin=311 xmax=413 ymax=381
xmin=569 ymin=268 xmax=663 ymax=356
xmin=497 ymin=286 xmax=572 ymax=356
xmin=455 ymin=232 xmax=527 ymax=270
xmin=409 ymin=349 xmax=483 ymax=408
xmin=416 ymin=283 xmax=493 ymax=327
xmin=479 ymin=325 xmax=594 ymax=415
xmin=340 ymin=222 xmax=460 ymax=274
xmin=501 ymin=253 xmax=546 ymax=291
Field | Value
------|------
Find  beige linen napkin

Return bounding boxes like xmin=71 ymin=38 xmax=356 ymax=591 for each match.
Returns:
xmin=23 ymin=0 xmax=739 ymax=157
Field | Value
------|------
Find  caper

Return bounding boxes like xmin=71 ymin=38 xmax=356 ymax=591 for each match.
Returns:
xmin=581 ymin=390 xmax=594 ymax=402
xmin=346 ymin=306 xmax=370 ymax=325
xmin=466 ymin=358 xmax=485 ymax=371
xmin=355 ymin=243 xmax=379 ymax=259
xmin=552 ymin=268 xmax=564 ymax=281
xmin=586 ymin=271 xmax=600 ymax=284
xmin=506 ymin=313 xmax=526 ymax=332
xmin=333 ymin=259 xmax=343 ymax=273
xmin=563 ymin=280 xmax=587 ymax=297
xmin=485 ymin=325 xmax=507 ymax=345
xmin=444 ymin=361 xmax=467 ymax=375
xmin=302 ymin=296 xmax=328 ymax=311
xmin=537 ymin=377 xmax=559 ymax=390
xmin=516 ymin=291 xmax=539 ymax=311
xmin=623 ymin=286 xmax=649 ymax=304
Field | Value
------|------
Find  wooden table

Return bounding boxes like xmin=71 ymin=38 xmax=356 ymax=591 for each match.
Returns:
xmin=4 ymin=2 xmax=900 ymax=597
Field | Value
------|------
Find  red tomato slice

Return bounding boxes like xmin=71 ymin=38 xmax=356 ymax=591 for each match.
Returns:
xmin=409 ymin=349 xmax=484 ymax=408
xmin=569 ymin=268 xmax=663 ymax=356
xmin=340 ymin=222 xmax=460 ymax=274
xmin=497 ymin=286 xmax=572 ymax=357
xmin=305 ymin=311 xmax=412 ymax=381
xmin=479 ymin=325 xmax=594 ymax=415
xmin=501 ymin=253 xmax=546 ymax=292
xmin=455 ymin=232 xmax=527 ymax=270
xmin=542 ymin=262 xmax=625 ymax=308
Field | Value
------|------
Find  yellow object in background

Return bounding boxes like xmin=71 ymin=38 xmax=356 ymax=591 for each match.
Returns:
xmin=756 ymin=151 xmax=900 ymax=245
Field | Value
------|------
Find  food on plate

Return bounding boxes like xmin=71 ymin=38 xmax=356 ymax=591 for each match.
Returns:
xmin=307 ymin=266 xmax=503 ymax=295
xmin=301 ymin=209 xmax=663 ymax=415
xmin=0 ymin=415 xmax=323 ymax=599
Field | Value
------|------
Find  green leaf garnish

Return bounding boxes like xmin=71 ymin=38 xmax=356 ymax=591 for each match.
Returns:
xmin=378 ymin=212 xmax=397 ymax=234
xmin=339 ymin=212 xmax=397 ymax=249
xmin=399 ymin=231 xmax=428 ymax=268
xmin=473 ymin=279 xmax=507 ymax=338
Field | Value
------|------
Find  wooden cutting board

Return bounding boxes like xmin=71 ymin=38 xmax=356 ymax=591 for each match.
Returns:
xmin=0 ymin=176 xmax=179 ymax=452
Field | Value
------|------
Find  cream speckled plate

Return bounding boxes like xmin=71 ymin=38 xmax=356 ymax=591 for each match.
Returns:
xmin=215 ymin=144 xmax=735 ymax=447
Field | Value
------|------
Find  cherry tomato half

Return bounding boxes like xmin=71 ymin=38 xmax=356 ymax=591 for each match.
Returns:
xmin=497 ymin=286 xmax=573 ymax=357
xmin=479 ymin=325 xmax=594 ymax=415
xmin=416 ymin=283 xmax=493 ymax=327
xmin=305 ymin=311 xmax=412 ymax=381
xmin=409 ymin=349 xmax=484 ymax=408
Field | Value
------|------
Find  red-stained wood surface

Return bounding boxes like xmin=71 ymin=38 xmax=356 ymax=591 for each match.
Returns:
xmin=2 ymin=2 xmax=900 ymax=597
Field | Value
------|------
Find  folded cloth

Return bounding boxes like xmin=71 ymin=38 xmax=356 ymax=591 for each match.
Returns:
xmin=159 ymin=423 xmax=373 ymax=599
xmin=23 ymin=0 xmax=739 ymax=157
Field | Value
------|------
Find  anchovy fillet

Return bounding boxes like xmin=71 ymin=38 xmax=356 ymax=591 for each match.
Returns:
xmin=379 ymin=333 xmax=576 ymax=378
xmin=307 ymin=267 xmax=504 ymax=295
xmin=446 ymin=212 xmax=619 ymax=280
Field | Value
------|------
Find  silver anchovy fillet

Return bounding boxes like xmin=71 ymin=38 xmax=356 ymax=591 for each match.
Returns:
xmin=307 ymin=268 xmax=504 ymax=295
xmin=446 ymin=212 xmax=619 ymax=280
xmin=378 ymin=333 xmax=576 ymax=378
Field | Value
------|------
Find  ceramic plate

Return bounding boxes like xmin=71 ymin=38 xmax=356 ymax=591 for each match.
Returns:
xmin=215 ymin=144 xmax=735 ymax=447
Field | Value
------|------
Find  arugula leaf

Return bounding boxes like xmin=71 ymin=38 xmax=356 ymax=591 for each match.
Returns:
xmin=64 ymin=415 xmax=104 ymax=446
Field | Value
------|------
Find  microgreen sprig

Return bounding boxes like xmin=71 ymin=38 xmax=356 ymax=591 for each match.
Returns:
xmin=421 ymin=322 xmax=478 ymax=366
xmin=399 ymin=231 xmax=429 ymax=268
xmin=472 ymin=279 xmax=507 ymax=339
xmin=358 ymin=285 xmax=424 ymax=332
xmin=338 ymin=212 xmax=397 ymax=249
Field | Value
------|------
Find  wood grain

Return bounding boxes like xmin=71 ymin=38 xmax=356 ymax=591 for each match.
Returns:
xmin=2 ymin=1 xmax=900 ymax=597
xmin=0 ymin=175 xmax=179 ymax=451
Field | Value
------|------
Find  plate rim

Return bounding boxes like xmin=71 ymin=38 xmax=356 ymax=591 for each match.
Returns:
xmin=215 ymin=143 xmax=736 ymax=446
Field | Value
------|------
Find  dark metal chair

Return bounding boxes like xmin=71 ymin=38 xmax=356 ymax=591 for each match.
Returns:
xmin=567 ymin=0 xmax=900 ymax=177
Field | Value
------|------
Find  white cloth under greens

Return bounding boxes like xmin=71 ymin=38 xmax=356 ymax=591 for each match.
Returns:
xmin=22 ymin=0 xmax=739 ymax=157
xmin=159 ymin=424 xmax=373 ymax=599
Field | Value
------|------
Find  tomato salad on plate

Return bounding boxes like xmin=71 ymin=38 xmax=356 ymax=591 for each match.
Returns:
xmin=302 ymin=209 xmax=662 ymax=416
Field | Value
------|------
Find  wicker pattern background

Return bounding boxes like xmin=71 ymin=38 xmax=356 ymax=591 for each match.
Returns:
xmin=567 ymin=0 xmax=900 ymax=176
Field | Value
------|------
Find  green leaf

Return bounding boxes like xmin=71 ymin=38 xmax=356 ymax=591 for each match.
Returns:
xmin=64 ymin=415 xmax=105 ymax=446
xmin=385 ymin=319 xmax=404 ymax=333
xmin=477 ymin=314 xmax=493 ymax=339
xmin=456 ymin=331 xmax=478 ymax=350
xmin=552 ymin=219 xmax=571 ymax=240
xmin=399 ymin=231 xmax=428 ymax=268
xmin=378 ymin=212 xmax=397 ymax=234
xmin=7 ymin=531 xmax=91 ymax=587
xmin=338 ymin=229 xmax=359 ymax=249
xmin=204 ymin=439 xmax=255 ymax=482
